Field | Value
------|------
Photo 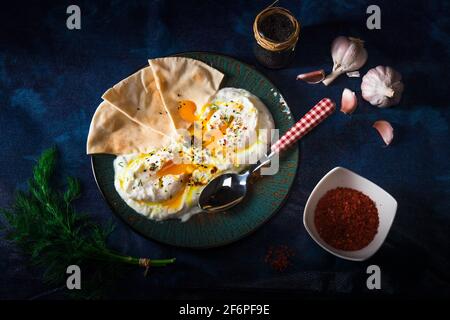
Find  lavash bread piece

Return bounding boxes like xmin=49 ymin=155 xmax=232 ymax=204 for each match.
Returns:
xmin=102 ymin=66 xmax=178 ymax=137
xmin=88 ymin=57 xmax=224 ymax=155
xmin=86 ymin=101 xmax=172 ymax=155
xmin=149 ymin=57 xmax=224 ymax=130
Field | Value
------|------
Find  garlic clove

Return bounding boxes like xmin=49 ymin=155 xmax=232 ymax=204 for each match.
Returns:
xmin=340 ymin=88 xmax=358 ymax=114
xmin=331 ymin=36 xmax=349 ymax=69
xmin=342 ymin=38 xmax=368 ymax=71
xmin=373 ymin=120 xmax=394 ymax=146
xmin=296 ymin=70 xmax=325 ymax=84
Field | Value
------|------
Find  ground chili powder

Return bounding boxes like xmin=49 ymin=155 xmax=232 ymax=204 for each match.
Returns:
xmin=314 ymin=187 xmax=379 ymax=251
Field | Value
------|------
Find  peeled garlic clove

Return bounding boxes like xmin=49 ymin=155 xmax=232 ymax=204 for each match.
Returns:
xmin=340 ymin=88 xmax=358 ymax=114
xmin=296 ymin=69 xmax=325 ymax=84
xmin=373 ymin=120 xmax=394 ymax=146
xmin=361 ymin=66 xmax=404 ymax=108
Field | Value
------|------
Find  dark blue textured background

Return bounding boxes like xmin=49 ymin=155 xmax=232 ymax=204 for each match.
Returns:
xmin=0 ymin=0 xmax=449 ymax=299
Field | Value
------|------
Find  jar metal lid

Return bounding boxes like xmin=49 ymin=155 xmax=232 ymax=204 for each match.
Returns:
xmin=253 ymin=7 xmax=300 ymax=52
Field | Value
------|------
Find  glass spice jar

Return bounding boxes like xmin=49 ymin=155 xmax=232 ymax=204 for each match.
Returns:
xmin=253 ymin=7 xmax=300 ymax=69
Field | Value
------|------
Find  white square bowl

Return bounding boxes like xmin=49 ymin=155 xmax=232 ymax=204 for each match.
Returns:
xmin=303 ymin=167 xmax=397 ymax=261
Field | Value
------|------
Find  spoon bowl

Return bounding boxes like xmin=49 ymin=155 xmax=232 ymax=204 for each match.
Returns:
xmin=198 ymin=172 xmax=250 ymax=212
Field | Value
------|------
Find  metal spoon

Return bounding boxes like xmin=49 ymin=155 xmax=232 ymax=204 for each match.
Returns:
xmin=199 ymin=98 xmax=336 ymax=212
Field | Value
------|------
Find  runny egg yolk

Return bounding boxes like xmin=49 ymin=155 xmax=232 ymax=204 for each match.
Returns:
xmin=160 ymin=187 xmax=186 ymax=209
xmin=156 ymin=160 xmax=195 ymax=177
xmin=178 ymin=100 xmax=198 ymax=122
xmin=137 ymin=184 xmax=187 ymax=210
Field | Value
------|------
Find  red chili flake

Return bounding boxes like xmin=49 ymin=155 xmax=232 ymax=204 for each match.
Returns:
xmin=314 ymin=187 xmax=379 ymax=251
xmin=265 ymin=245 xmax=295 ymax=272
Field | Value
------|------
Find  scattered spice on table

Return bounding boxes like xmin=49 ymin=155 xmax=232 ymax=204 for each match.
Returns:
xmin=314 ymin=187 xmax=379 ymax=251
xmin=265 ymin=245 xmax=295 ymax=272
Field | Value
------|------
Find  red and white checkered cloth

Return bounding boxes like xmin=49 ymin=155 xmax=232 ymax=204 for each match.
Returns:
xmin=271 ymin=98 xmax=336 ymax=153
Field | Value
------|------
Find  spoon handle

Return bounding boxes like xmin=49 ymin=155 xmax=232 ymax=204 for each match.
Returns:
xmin=271 ymin=98 xmax=336 ymax=153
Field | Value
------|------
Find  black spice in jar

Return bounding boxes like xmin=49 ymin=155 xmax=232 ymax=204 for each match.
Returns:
xmin=253 ymin=7 xmax=300 ymax=69
xmin=258 ymin=13 xmax=295 ymax=42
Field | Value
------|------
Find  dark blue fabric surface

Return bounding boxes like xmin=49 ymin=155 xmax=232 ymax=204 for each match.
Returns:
xmin=0 ymin=0 xmax=449 ymax=299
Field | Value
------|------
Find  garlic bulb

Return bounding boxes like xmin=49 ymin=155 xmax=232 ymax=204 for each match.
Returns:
xmin=361 ymin=66 xmax=404 ymax=108
xmin=323 ymin=36 xmax=368 ymax=86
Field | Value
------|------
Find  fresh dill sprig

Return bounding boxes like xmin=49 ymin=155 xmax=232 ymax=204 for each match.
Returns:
xmin=0 ymin=147 xmax=175 ymax=299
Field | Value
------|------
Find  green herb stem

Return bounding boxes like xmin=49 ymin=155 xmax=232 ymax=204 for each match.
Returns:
xmin=91 ymin=249 xmax=175 ymax=267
